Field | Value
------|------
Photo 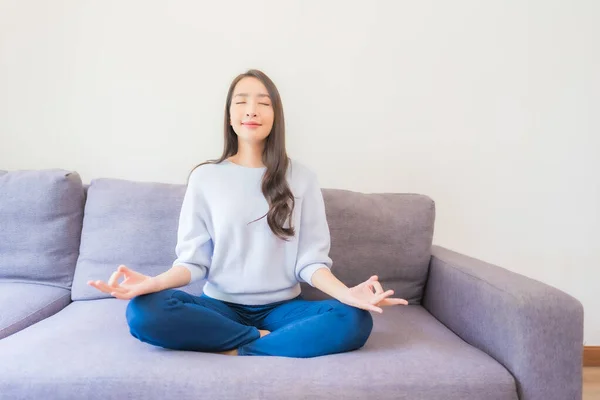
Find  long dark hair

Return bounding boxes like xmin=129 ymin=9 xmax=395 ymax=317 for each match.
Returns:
xmin=189 ymin=69 xmax=295 ymax=241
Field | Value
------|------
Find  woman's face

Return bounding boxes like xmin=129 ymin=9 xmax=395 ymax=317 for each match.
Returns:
xmin=229 ymin=77 xmax=274 ymax=144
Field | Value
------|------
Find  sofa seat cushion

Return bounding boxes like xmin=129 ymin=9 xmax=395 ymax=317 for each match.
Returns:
xmin=0 ymin=282 xmax=71 ymax=339
xmin=0 ymin=299 xmax=516 ymax=400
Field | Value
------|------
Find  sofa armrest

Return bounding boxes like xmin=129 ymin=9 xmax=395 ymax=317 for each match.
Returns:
xmin=422 ymin=245 xmax=583 ymax=400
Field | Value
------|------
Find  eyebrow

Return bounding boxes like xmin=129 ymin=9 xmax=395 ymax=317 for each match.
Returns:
xmin=233 ymin=93 xmax=271 ymax=99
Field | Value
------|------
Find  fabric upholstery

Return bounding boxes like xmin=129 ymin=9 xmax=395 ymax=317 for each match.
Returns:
xmin=0 ymin=169 xmax=84 ymax=289
xmin=72 ymin=178 xmax=435 ymax=304
xmin=0 ymin=299 xmax=516 ymax=400
xmin=0 ymin=282 xmax=71 ymax=339
xmin=423 ymin=245 xmax=584 ymax=400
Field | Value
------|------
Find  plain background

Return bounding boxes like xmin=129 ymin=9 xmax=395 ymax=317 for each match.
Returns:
xmin=1 ymin=0 xmax=598 ymax=344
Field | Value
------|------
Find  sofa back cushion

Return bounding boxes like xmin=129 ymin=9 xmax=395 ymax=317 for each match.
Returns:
xmin=71 ymin=179 xmax=205 ymax=300
xmin=314 ymin=190 xmax=435 ymax=304
xmin=0 ymin=169 xmax=85 ymax=289
xmin=72 ymin=179 xmax=435 ymax=303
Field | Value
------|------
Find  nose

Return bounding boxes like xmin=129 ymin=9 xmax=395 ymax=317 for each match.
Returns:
xmin=245 ymin=101 xmax=258 ymax=117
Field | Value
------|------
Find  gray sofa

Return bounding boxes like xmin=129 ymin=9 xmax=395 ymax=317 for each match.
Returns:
xmin=0 ymin=169 xmax=584 ymax=400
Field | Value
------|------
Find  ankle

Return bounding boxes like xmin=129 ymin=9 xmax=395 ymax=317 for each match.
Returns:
xmin=217 ymin=348 xmax=238 ymax=356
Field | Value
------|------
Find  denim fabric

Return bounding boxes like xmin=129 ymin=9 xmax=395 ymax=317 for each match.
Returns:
xmin=126 ymin=289 xmax=373 ymax=358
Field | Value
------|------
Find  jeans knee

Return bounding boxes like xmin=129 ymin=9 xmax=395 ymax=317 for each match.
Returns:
xmin=334 ymin=303 xmax=373 ymax=347
xmin=125 ymin=290 xmax=175 ymax=337
xmin=126 ymin=296 xmax=149 ymax=335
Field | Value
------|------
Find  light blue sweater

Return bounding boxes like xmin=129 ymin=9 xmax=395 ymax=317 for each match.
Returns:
xmin=172 ymin=159 xmax=332 ymax=305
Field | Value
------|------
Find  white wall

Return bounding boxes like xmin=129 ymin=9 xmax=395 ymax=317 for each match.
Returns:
xmin=1 ymin=0 xmax=598 ymax=344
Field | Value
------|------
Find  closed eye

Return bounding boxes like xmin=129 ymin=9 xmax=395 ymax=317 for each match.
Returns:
xmin=234 ymin=101 xmax=270 ymax=106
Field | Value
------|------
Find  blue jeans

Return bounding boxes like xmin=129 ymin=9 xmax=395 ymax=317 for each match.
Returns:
xmin=125 ymin=289 xmax=373 ymax=358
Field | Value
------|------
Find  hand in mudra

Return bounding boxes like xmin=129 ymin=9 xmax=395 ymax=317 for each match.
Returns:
xmin=87 ymin=265 xmax=160 ymax=300
xmin=341 ymin=275 xmax=408 ymax=313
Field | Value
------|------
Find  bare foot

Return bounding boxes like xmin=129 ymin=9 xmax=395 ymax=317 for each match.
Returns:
xmin=259 ymin=329 xmax=270 ymax=338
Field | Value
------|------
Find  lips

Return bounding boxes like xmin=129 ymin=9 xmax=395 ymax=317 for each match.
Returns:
xmin=242 ymin=121 xmax=261 ymax=126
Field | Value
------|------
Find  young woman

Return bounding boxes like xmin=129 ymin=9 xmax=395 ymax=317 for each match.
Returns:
xmin=88 ymin=69 xmax=408 ymax=358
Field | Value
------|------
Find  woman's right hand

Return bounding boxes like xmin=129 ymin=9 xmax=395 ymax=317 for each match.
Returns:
xmin=87 ymin=265 xmax=161 ymax=300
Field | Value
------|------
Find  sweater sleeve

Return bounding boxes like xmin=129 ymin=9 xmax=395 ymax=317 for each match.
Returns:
xmin=172 ymin=172 xmax=211 ymax=283
xmin=295 ymin=172 xmax=333 ymax=286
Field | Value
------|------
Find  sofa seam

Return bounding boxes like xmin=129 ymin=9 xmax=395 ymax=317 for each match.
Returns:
xmin=0 ymin=292 xmax=72 ymax=337
xmin=0 ymin=280 xmax=71 ymax=291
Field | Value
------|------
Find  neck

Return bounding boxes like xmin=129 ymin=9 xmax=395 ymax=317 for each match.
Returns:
xmin=230 ymin=140 xmax=265 ymax=168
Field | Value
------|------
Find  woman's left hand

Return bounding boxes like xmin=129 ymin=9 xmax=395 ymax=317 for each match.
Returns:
xmin=339 ymin=275 xmax=408 ymax=313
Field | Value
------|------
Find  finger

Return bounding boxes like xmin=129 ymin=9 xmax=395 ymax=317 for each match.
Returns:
xmin=119 ymin=265 xmax=143 ymax=278
xmin=95 ymin=280 xmax=127 ymax=294
xmin=380 ymin=298 xmax=409 ymax=306
xmin=108 ymin=271 xmax=124 ymax=287
xmin=370 ymin=290 xmax=394 ymax=304
xmin=361 ymin=275 xmax=379 ymax=290
xmin=365 ymin=303 xmax=383 ymax=313
xmin=118 ymin=265 xmax=130 ymax=273
xmin=372 ymin=281 xmax=384 ymax=295
xmin=351 ymin=300 xmax=383 ymax=314
xmin=87 ymin=280 xmax=111 ymax=294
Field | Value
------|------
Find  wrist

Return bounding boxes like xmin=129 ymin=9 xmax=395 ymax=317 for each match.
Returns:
xmin=332 ymin=287 xmax=352 ymax=302
xmin=310 ymin=268 xmax=350 ymax=300
xmin=149 ymin=276 xmax=165 ymax=292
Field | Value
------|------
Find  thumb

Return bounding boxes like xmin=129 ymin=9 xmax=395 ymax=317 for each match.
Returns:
xmin=118 ymin=265 xmax=141 ymax=276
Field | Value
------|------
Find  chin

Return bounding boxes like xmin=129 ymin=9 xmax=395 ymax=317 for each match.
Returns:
xmin=239 ymin=135 xmax=269 ymax=145
xmin=239 ymin=130 xmax=269 ymax=141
